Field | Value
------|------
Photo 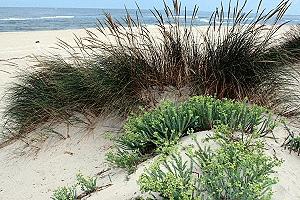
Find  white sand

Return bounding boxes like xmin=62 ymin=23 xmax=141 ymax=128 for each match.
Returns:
xmin=0 ymin=27 xmax=299 ymax=200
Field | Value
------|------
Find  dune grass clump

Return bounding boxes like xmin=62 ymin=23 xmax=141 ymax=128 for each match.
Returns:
xmin=280 ymin=25 xmax=300 ymax=59
xmin=2 ymin=56 xmax=142 ymax=139
xmin=139 ymin=126 xmax=282 ymax=200
xmin=87 ymin=0 xmax=297 ymax=109
xmin=284 ymin=135 xmax=300 ymax=155
xmin=107 ymin=96 xmax=276 ymax=171
xmin=2 ymin=0 xmax=298 ymax=140
xmin=3 ymin=58 xmax=86 ymax=135
xmin=91 ymin=0 xmax=298 ymax=108
xmin=195 ymin=0 xmax=296 ymax=103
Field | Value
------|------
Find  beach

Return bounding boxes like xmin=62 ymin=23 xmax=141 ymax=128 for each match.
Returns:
xmin=0 ymin=27 xmax=300 ymax=200
xmin=0 ymin=28 xmax=157 ymax=200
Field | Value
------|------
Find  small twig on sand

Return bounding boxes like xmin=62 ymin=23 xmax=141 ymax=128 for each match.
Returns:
xmin=76 ymin=184 xmax=113 ymax=199
xmin=96 ymin=168 xmax=111 ymax=176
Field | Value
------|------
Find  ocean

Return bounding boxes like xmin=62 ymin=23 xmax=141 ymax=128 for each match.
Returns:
xmin=0 ymin=7 xmax=299 ymax=32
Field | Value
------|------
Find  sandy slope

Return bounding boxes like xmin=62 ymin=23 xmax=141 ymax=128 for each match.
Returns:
xmin=0 ymin=116 xmax=124 ymax=200
xmin=0 ymin=27 xmax=299 ymax=200
xmin=87 ymin=128 xmax=300 ymax=200
xmin=0 ymin=28 xmax=121 ymax=200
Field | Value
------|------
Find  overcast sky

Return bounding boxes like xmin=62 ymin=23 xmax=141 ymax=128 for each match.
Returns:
xmin=0 ymin=0 xmax=299 ymax=14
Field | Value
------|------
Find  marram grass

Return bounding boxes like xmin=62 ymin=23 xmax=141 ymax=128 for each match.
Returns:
xmin=2 ymin=0 xmax=300 ymax=140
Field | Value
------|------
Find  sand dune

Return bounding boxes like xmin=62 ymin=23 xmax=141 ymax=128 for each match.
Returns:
xmin=0 ymin=27 xmax=299 ymax=200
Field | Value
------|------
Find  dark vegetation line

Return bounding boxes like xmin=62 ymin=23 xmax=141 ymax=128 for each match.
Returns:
xmin=1 ymin=0 xmax=300 ymax=142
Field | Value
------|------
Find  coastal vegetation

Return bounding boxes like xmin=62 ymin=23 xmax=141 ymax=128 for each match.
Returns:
xmin=106 ymin=96 xmax=276 ymax=171
xmin=1 ymin=0 xmax=300 ymax=199
xmin=2 ymin=0 xmax=300 ymax=140
xmin=139 ymin=128 xmax=282 ymax=200
xmin=52 ymin=186 xmax=77 ymax=200
xmin=52 ymin=173 xmax=99 ymax=200
xmin=281 ymin=25 xmax=300 ymax=60
xmin=284 ymin=135 xmax=300 ymax=155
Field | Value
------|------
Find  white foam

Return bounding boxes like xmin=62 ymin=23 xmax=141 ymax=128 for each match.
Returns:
xmin=199 ymin=18 xmax=209 ymax=23
xmin=174 ymin=15 xmax=199 ymax=19
xmin=0 ymin=17 xmax=29 ymax=21
xmin=0 ymin=16 xmax=75 ymax=21
xmin=40 ymin=16 xmax=75 ymax=19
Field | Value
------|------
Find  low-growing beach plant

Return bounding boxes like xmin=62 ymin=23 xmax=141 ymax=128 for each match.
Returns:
xmin=107 ymin=96 xmax=277 ymax=172
xmin=51 ymin=186 xmax=77 ymax=200
xmin=117 ymin=100 xmax=198 ymax=153
xmin=106 ymin=149 xmax=144 ymax=173
xmin=112 ymin=96 xmax=275 ymax=162
xmin=184 ymin=96 xmax=277 ymax=135
xmin=139 ymin=127 xmax=282 ymax=200
xmin=76 ymin=173 xmax=97 ymax=194
xmin=192 ymin=140 xmax=282 ymax=199
xmin=52 ymin=173 xmax=99 ymax=199
xmin=139 ymin=155 xmax=201 ymax=200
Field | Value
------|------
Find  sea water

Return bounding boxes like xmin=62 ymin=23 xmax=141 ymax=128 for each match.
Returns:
xmin=0 ymin=7 xmax=299 ymax=32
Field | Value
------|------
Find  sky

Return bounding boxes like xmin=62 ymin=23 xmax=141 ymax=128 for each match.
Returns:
xmin=0 ymin=0 xmax=299 ymax=15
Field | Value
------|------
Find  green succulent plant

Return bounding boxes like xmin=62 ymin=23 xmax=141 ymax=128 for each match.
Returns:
xmin=51 ymin=186 xmax=77 ymax=200
xmin=139 ymin=129 xmax=282 ymax=200
xmin=76 ymin=173 xmax=97 ymax=194
xmin=108 ymin=96 xmax=276 ymax=172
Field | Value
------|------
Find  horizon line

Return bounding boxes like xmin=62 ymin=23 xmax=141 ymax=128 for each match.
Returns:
xmin=0 ymin=6 xmax=299 ymax=16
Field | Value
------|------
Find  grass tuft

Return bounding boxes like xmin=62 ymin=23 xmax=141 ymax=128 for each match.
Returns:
xmin=2 ymin=56 xmax=142 ymax=139
xmin=281 ymin=25 xmax=300 ymax=59
xmin=194 ymin=0 xmax=296 ymax=103
xmin=2 ymin=0 xmax=299 ymax=140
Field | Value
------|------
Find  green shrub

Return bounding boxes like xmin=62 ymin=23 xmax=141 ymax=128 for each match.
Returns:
xmin=139 ymin=155 xmax=201 ymax=200
xmin=51 ymin=186 xmax=77 ymax=200
xmin=117 ymin=100 xmax=198 ymax=154
xmin=192 ymin=140 xmax=282 ymax=200
xmin=184 ymin=96 xmax=276 ymax=134
xmin=76 ymin=173 xmax=97 ymax=194
xmin=106 ymin=149 xmax=144 ymax=173
xmin=115 ymin=96 xmax=275 ymax=158
xmin=139 ymin=127 xmax=282 ymax=200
